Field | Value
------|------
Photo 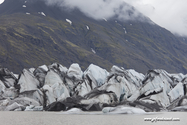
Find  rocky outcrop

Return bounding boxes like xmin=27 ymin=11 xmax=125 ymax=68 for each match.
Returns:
xmin=0 ymin=63 xmax=187 ymax=112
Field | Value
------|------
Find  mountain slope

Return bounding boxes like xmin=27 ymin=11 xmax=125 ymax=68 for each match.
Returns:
xmin=0 ymin=0 xmax=187 ymax=74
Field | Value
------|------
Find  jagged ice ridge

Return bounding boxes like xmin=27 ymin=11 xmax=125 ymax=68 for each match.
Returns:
xmin=0 ymin=63 xmax=187 ymax=113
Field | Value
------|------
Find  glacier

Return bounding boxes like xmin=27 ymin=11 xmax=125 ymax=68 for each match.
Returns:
xmin=0 ymin=63 xmax=187 ymax=113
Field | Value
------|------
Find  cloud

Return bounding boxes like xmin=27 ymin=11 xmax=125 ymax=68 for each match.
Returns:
xmin=44 ymin=0 xmax=146 ymax=21
xmin=44 ymin=0 xmax=187 ymax=36
xmin=124 ymin=0 xmax=187 ymax=36
xmin=0 ymin=0 xmax=4 ymax=4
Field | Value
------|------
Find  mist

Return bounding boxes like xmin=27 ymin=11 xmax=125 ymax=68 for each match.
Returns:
xmin=44 ymin=0 xmax=187 ymax=37
xmin=124 ymin=0 xmax=187 ymax=37
xmin=44 ymin=0 xmax=146 ymax=21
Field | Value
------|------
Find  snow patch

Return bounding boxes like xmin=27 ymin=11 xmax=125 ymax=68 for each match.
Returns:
xmin=130 ymin=24 xmax=133 ymax=26
xmin=25 ymin=1 xmax=27 ymax=3
xmin=38 ymin=12 xmax=46 ymax=16
xmin=102 ymin=106 xmax=146 ymax=114
xmin=26 ymin=12 xmax=30 ymax=15
xmin=66 ymin=19 xmax=72 ymax=25
xmin=91 ymin=48 xmax=96 ymax=54
xmin=123 ymin=28 xmax=127 ymax=34
xmin=103 ymin=18 xmax=107 ymax=22
xmin=86 ymin=25 xmax=89 ymax=30
xmin=22 ymin=5 xmax=26 ymax=8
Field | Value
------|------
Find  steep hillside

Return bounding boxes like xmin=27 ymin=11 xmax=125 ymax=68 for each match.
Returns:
xmin=0 ymin=0 xmax=187 ymax=74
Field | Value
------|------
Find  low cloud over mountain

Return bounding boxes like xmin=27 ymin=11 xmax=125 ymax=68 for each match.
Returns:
xmin=44 ymin=0 xmax=147 ymax=21
xmin=124 ymin=0 xmax=187 ymax=37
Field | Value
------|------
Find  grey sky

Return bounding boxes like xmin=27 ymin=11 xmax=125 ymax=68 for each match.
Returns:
xmin=124 ymin=0 xmax=187 ymax=36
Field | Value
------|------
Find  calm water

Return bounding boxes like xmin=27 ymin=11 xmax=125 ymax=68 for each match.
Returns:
xmin=0 ymin=111 xmax=186 ymax=125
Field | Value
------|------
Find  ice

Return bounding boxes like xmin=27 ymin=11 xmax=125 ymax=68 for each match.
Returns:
xmin=81 ymin=92 xmax=116 ymax=105
xmin=126 ymin=69 xmax=145 ymax=87
xmin=0 ymin=80 xmax=5 ymax=94
xmin=59 ymin=108 xmax=83 ymax=114
xmin=43 ymin=70 xmax=70 ymax=105
xmin=102 ymin=106 xmax=146 ymax=114
xmin=144 ymin=88 xmax=163 ymax=96
xmin=99 ymin=75 xmax=139 ymax=101
xmin=66 ymin=108 xmax=83 ymax=113
xmin=74 ymin=80 xmax=92 ymax=96
xmin=25 ymin=105 xmax=43 ymax=111
xmin=67 ymin=63 xmax=83 ymax=80
xmin=66 ymin=19 xmax=72 ymax=25
xmin=14 ymin=97 xmax=40 ymax=106
xmin=19 ymin=89 xmax=44 ymax=105
xmin=13 ymin=74 xmax=19 ymax=79
xmin=39 ymin=65 xmax=48 ymax=72
xmin=18 ymin=69 xmax=40 ymax=93
xmin=140 ymin=99 xmax=156 ymax=104
xmin=3 ymin=87 xmax=18 ymax=99
xmin=84 ymin=64 xmax=109 ymax=87
xmin=29 ymin=68 xmax=35 ymax=73
xmin=98 ymin=66 xmax=142 ymax=102
xmin=172 ymin=105 xmax=187 ymax=111
xmin=0 ymin=99 xmax=9 ymax=106
xmin=5 ymin=102 xmax=24 ymax=111
xmin=1 ymin=63 xmax=187 ymax=112
xmin=168 ymin=82 xmax=184 ymax=102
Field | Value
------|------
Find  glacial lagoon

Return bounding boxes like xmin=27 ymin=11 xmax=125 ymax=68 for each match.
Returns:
xmin=0 ymin=111 xmax=186 ymax=125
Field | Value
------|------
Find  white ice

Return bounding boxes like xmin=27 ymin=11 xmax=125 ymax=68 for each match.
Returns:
xmin=18 ymin=69 xmax=40 ymax=93
xmin=67 ymin=63 xmax=83 ymax=80
xmin=102 ymin=106 xmax=146 ymax=114
xmin=25 ymin=105 xmax=43 ymax=111
xmin=168 ymin=82 xmax=184 ymax=102
xmin=39 ymin=65 xmax=48 ymax=72
xmin=44 ymin=70 xmax=70 ymax=105
xmin=84 ymin=64 xmax=109 ymax=87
